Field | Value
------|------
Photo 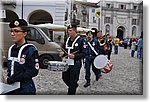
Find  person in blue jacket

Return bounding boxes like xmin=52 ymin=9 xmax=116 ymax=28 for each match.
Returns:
xmin=83 ymin=31 xmax=106 ymax=88
xmin=3 ymin=19 xmax=39 ymax=95
xmin=137 ymin=32 xmax=143 ymax=60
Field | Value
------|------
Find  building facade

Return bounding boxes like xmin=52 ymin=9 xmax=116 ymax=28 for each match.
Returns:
xmin=1 ymin=0 xmax=143 ymax=41
xmin=98 ymin=0 xmax=143 ymax=40
xmin=1 ymin=0 xmax=70 ymax=43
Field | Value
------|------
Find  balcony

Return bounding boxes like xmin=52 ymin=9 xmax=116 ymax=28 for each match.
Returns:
xmin=1 ymin=0 xmax=16 ymax=7
xmin=102 ymin=7 xmax=140 ymax=13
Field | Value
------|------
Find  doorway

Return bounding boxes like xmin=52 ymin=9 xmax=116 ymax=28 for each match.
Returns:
xmin=117 ymin=26 xmax=125 ymax=41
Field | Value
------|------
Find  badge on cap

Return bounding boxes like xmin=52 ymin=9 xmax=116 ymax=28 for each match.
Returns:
xmin=14 ymin=21 xmax=19 ymax=26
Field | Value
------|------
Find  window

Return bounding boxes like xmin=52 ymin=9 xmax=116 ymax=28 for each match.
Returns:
xmin=26 ymin=27 xmax=44 ymax=42
xmin=93 ymin=17 xmax=96 ymax=23
xmin=106 ymin=25 xmax=110 ymax=34
xmin=132 ymin=19 xmax=138 ymax=25
xmin=83 ymin=15 xmax=86 ymax=22
xmin=133 ymin=5 xmax=138 ymax=10
xmin=106 ymin=3 xmax=111 ymax=8
xmin=105 ymin=17 xmax=111 ymax=23
xmin=65 ymin=8 xmax=68 ymax=21
xmin=92 ymin=9 xmax=95 ymax=13
xmin=119 ymin=4 xmax=126 ymax=9
xmin=132 ymin=26 xmax=136 ymax=36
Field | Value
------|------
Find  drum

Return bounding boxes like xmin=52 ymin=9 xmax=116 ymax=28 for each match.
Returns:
xmin=101 ymin=60 xmax=113 ymax=73
xmin=94 ymin=55 xmax=108 ymax=69
xmin=47 ymin=61 xmax=69 ymax=72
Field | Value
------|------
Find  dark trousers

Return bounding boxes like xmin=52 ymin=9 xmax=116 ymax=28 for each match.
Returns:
xmin=84 ymin=56 xmax=101 ymax=83
xmin=62 ymin=61 xmax=81 ymax=95
xmin=124 ymin=43 xmax=127 ymax=49
xmin=131 ymin=50 xmax=135 ymax=57
xmin=106 ymin=50 xmax=112 ymax=60
xmin=114 ymin=46 xmax=118 ymax=54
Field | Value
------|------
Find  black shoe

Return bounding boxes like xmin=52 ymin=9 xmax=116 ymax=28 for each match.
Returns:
xmin=83 ymin=82 xmax=90 ymax=87
xmin=96 ymin=75 xmax=102 ymax=81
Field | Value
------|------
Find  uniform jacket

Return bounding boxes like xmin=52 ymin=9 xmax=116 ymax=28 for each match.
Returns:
xmin=63 ymin=36 xmax=85 ymax=61
xmin=83 ymin=38 xmax=106 ymax=56
xmin=7 ymin=43 xmax=39 ymax=84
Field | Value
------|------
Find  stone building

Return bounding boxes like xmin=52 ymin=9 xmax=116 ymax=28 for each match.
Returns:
xmin=1 ymin=0 xmax=70 ymax=43
xmin=1 ymin=0 xmax=143 ymax=40
xmin=99 ymin=0 xmax=143 ymax=40
xmin=74 ymin=0 xmax=143 ymax=40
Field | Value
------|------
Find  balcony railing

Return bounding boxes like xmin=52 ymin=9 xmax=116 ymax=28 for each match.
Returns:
xmin=102 ymin=7 xmax=141 ymax=13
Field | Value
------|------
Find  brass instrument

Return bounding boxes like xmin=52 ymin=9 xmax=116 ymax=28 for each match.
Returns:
xmin=107 ymin=37 xmax=113 ymax=45
xmin=98 ymin=38 xmax=106 ymax=46
xmin=98 ymin=36 xmax=113 ymax=46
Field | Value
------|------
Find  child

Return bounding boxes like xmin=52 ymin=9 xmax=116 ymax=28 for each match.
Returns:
xmin=131 ymin=38 xmax=136 ymax=57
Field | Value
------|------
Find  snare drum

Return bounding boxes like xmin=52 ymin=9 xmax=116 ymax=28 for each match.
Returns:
xmin=48 ymin=61 xmax=69 ymax=72
xmin=101 ymin=60 xmax=113 ymax=73
xmin=94 ymin=55 xmax=108 ymax=69
xmin=93 ymin=55 xmax=113 ymax=73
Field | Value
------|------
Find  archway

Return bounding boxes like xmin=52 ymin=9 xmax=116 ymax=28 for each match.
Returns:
xmin=117 ymin=26 xmax=125 ymax=41
xmin=2 ymin=10 xmax=19 ymax=22
xmin=28 ymin=10 xmax=53 ymax=25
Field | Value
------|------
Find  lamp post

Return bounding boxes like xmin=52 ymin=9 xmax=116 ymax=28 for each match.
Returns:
xmin=21 ymin=0 xmax=23 ymax=19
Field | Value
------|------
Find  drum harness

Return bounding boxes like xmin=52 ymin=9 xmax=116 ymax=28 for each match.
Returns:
xmin=65 ymin=36 xmax=80 ymax=59
xmin=87 ymin=42 xmax=98 ymax=56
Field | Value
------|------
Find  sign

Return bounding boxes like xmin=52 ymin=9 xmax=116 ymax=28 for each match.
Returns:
xmin=0 ymin=10 xmax=6 ymax=18
xmin=96 ymin=10 xmax=100 ymax=18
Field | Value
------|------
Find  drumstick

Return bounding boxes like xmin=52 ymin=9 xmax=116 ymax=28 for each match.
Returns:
xmin=63 ymin=50 xmax=79 ymax=58
xmin=61 ymin=48 xmax=68 ymax=54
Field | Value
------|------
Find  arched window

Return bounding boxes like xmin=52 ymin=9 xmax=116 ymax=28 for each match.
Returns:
xmin=2 ymin=10 xmax=19 ymax=22
xmin=106 ymin=24 xmax=110 ymax=34
xmin=28 ymin=10 xmax=53 ymax=25
xmin=132 ymin=26 xmax=136 ymax=37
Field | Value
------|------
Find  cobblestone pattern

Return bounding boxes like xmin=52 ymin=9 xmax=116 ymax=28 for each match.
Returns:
xmin=32 ymin=47 xmax=143 ymax=95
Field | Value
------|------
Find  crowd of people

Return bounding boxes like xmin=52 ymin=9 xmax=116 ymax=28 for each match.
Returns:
xmin=2 ymin=18 xmax=143 ymax=95
xmin=122 ymin=33 xmax=143 ymax=60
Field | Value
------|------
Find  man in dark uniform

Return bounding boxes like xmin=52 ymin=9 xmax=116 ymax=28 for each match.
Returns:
xmin=105 ymin=33 xmax=113 ymax=60
xmin=3 ymin=19 xmax=39 ymax=95
xmin=83 ymin=31 xmax=106 ymax=87
xmin=59 ymin=24 xmax=85 ymax=95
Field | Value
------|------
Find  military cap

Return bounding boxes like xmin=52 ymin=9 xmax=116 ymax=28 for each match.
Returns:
xmin=9 ymin=19 xmax=28 ymax=28
xmin=67 ymin=24 xmax=77 ymax=29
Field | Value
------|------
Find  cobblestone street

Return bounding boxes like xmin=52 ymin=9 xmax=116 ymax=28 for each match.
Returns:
xmin=34 ymin=47 xmax=143 ymax=95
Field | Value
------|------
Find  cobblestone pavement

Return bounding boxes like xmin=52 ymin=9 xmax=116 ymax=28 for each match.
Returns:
xmin=33 ymin=47 xmax=143 ymax=95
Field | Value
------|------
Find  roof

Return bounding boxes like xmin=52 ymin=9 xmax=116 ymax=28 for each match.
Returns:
xmin=75 ymin=1 xmax=100 ymax=7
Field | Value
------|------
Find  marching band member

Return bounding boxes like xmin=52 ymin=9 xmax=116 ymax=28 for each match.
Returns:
xmin=59 ymin=24 xmax=85 ymax=95
xmin=4 ymin=19 xmax=39 ymax=94
xmin=105 ymin=33 xmax=113 ymax=60
xmin=114 ymin=36 xmax=120 ymax=54
xmin=83 ymin=31 xmax=105 ymax=88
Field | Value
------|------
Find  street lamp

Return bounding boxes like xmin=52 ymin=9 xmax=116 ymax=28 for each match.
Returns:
xmin=21 ymin=0 xmax=23 ymax=19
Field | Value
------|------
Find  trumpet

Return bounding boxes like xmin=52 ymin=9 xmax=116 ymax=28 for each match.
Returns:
xmin=98 ymin=38 xmax=106 ymax=46
xmin=107 ymin=37 xmax=113 ymax=44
